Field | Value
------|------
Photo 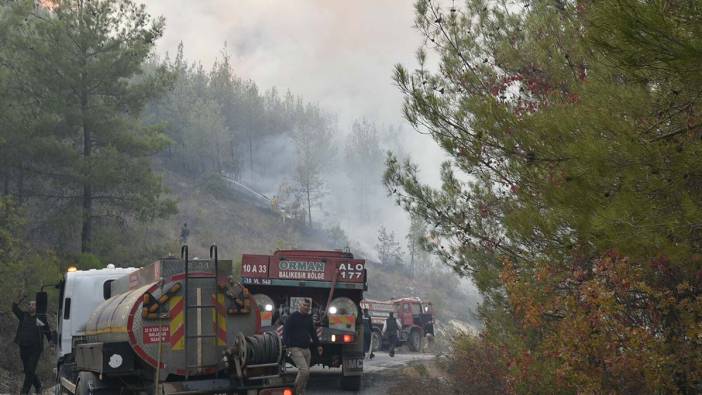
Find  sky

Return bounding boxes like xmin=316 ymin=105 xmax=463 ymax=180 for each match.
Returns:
xmin=146 ymin=1 xmax=423 ymax=128
xmin=143 ymin=0 xmax=448 ymax=253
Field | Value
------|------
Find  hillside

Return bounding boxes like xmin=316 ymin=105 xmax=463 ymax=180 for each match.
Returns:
xmin=0 ymin=167 xmax=478 ymax=393
xmin=160 ymin=169 xmax=482 ymax=328
xmin=126 ymin=165 xmax=482 ymax=327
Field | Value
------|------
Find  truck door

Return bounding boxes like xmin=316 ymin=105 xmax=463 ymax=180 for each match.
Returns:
xmin=400 ymin=303 xmax=413 ymax=326
xmin=410 ymin=302 xmax=422 ymax=323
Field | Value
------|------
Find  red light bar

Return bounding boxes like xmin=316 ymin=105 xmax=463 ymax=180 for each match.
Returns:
xmin=343 ymin=334 xmax=354 ymax=343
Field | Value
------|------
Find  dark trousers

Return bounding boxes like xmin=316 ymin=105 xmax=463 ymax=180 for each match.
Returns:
xmin=387 ymin=334 xmax=397 ymax=357
xmin=20 ymin=345 xmax=42 ymax=394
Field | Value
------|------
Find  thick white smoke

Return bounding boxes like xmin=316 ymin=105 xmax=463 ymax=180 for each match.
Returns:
xmin=145 ymin=0 xmax=447 ymax=258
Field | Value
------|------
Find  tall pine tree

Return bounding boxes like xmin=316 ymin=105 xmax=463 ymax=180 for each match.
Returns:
xmin=5 ymin=0 xmax=174 ymax=253
xmin=386 ymin=0 xmax=702 ymax=392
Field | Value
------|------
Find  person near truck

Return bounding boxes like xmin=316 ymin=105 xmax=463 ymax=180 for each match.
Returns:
xmin=283 ymin=299 xmax=323 ymax=395
xmin=382 ymin=311 xmax=401 ymax=357
xmin=362 ymin=308 xmax=375 ymax=360
xmin=12 ymin=291 xmax=52 ymax=394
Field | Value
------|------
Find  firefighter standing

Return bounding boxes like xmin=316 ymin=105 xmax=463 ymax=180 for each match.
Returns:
xmin=13 ymin=291 xmax=52 ymax=394
xmin=382 ymin=311 xmax=401 ymax=357
xmin=283 ymin=299 xmax=323 ymax=395
xmin=362 ymin=308 xmax=375 ymax=360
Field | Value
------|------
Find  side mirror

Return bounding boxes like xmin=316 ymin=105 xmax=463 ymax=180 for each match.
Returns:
xmin=35 ymin=291 xmax=48 ymax=317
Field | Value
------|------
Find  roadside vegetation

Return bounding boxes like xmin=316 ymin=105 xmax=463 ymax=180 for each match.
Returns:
xmin=386 ymin=0 xmax=702 ymax=393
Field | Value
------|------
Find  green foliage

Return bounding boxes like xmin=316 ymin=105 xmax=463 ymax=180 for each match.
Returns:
xmin=406 ymin=213 xmax=430 ymax=276
xmin=0 ymin=198 xmax=61 ymax=377
xmin=344 ymin=119 xmax=385 ymax=219
xmin=145 ymin=46 xmax=340 ymax=228
xmin=76 ymin=253 xmax=102 ymax=270
xmin=201 ymin=173 xmax=234 ymax=200
xmin=387 ymin=0 xmax=702 ymax=392
xmin=376 ymin=225 xmax=404 ymax=265
xmin=291 ymin=104 xmax=335 ymax=226
xmin=0 ymin=0 xmax=175 ymax=253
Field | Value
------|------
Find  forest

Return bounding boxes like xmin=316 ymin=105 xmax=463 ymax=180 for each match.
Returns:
xmin=0 ymin=0 xmax=411 ymax=270
xmin=0 ymin=1 xmax=451 ymax=390
xmin=2 ymin=0 xmax=702 ymax=393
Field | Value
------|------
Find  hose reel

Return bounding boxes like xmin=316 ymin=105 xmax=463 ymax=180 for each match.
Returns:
xmin=225 ymin=331 xmax=283 ymax=379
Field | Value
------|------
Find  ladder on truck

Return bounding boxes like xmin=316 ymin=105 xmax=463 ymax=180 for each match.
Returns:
xmin=180 ymin=245 xmax=221 ymax=376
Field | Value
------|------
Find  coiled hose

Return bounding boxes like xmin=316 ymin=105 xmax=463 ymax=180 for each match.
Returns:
xmin=245 ymin=331 xmax=282 ymax=365
xmin=226 ymin=331 xmax=283 ymax=374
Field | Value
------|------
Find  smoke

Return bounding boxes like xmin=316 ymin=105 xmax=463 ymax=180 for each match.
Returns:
xmin=145 ymin=0 xmax=447 ymax=258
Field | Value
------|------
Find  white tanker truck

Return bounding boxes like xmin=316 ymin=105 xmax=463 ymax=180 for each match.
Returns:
xmin=48 ymin=245 xmax=293 ymax=395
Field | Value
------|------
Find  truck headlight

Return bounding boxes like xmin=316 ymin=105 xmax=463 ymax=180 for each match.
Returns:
xmin=253 ymin=294 xmax=275 ymax=326
xmin=327 ymin=297 xmax=357 ymax=331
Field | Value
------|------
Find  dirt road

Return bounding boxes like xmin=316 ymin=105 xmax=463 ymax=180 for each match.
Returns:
xmin=287 ymin=351 xmax=435 ymax=394
xmin=41 ymin=352 xmax=435 ymax=394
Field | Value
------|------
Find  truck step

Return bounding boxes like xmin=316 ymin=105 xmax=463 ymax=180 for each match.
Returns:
xmin=185 ymin=364 xmax=219 ymax=369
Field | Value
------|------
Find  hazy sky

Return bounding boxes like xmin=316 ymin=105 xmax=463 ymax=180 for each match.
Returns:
xmin=144 ymin=0 xmax=448 ymax=253
xmin=146 ymin=1 xmax=424 ymax=128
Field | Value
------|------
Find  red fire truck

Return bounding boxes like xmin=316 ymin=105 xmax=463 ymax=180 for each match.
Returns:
xmin=240 ymin=250 xmax=367 ymax=391
xmin=361 ymin=297 xmax=434 ymax=352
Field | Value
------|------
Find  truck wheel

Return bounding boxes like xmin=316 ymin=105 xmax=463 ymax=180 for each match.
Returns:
xmin=408 ymin=329 xmax=422 ymax=352
xmin=340 ymin=375 xmax=362 ymax=391
xmin=371 ymin=330 xmax=382 ymax=352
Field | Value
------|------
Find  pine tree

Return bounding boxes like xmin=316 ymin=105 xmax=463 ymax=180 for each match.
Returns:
xmin=386 ymin=0 xmax=702 ymax=392
xmin=292 ymin=104 xmax=335 ymax=227
xmin=344 ymin=119 xmax=384 ymax=220
xmin=5 ymin=0 xmax=174 ymax=253
xmin=375 ymin=225 xmax=403 ymax=266
xmin=406 ymin=213 xmax=429 ymax=276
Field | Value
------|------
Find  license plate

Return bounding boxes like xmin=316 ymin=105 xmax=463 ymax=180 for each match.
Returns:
xmin=343 ymin=358 xmax=363 ymax=371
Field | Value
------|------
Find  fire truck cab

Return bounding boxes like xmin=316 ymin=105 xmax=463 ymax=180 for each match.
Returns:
xmin=361 ymin=297 xmax=434 ymax=352
xmin=56 ymin=265 xmax=138 ymax=359
xmin=241 ymin=250 xmax=367 ymax=391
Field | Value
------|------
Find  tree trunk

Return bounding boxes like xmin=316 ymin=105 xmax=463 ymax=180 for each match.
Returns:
xmin=3 ymin=170 xmax=8 ymax=196
xmin=80 ymin=36 xmax=92 ymax=253
xmin=81 ymin=181 xmax=92 ymax=253
xmin=16 ymin=164 xmax=24 ymax=205
xmin=306 ymin=186 xmax=312 ymax=227
xmin=248 ymin=133 xmax=254 ymax=178
xmin=360 ymin=181 xmax=367 ymax=220
xmin=410 ymin=244 xmax=415 ymax=278
xmin=230 ymin=138 xmax=236 ymax=176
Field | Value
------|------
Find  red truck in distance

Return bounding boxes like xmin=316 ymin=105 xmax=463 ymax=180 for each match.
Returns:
xmin=240 ymin=250 xmax=367 ymax=391
xmin=361 ymin=297 xmax=435 ymax=352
